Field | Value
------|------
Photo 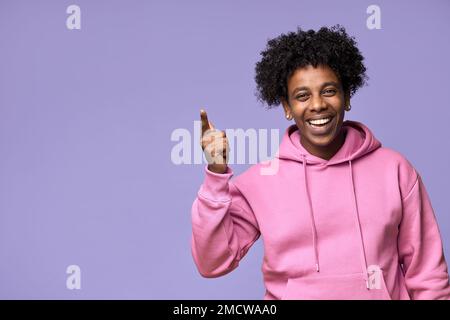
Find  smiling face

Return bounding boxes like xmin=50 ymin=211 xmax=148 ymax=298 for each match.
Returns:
xmin=281 ymin=64 xmax=351 ymax=160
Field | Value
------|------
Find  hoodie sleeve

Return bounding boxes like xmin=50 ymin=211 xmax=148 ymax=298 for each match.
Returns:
xmin=398 ymin=172 xmax=450 ymax=300
xmin=191 ymin=165 xmax=261 ymax=278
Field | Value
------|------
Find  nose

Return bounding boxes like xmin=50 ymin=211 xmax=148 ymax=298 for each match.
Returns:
xmin=309 ymin=93 xmax=327 ymax=112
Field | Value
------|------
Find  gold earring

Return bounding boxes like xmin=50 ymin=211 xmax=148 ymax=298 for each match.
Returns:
xmin=346 ymin=104 xmax=352 ymax=111
xmin=286 ymin=115 xmax=292 ymax=120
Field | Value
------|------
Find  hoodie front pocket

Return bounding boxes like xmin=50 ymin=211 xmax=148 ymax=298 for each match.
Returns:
xmin=281 ymin=271 xmax=392 ymax=300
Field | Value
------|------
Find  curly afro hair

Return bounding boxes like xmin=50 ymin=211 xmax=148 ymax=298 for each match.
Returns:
xmin=254 ymin=24 xmax=368 ymax=108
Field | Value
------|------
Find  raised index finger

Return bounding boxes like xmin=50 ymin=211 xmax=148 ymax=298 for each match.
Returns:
xmin=200 ymin=109 xmax=214 ymax=135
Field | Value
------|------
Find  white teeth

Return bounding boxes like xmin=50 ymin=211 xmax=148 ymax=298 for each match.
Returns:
xmin=309 ymin=117 xmax=331 ymax=125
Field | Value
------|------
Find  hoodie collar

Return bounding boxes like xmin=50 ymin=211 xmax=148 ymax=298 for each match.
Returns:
xmin=276 ymin=120 xmax=382 ymax=165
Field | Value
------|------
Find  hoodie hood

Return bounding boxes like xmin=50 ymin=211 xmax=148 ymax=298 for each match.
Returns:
xmin=275 ymin=120 xmax=382 ymax=287
xmin=276 ymin=120 xmax=382 ymax=165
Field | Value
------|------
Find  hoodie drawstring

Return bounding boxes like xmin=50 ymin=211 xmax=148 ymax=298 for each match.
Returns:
xmin=301 ymin=154 xmax=370 ymax=288
xmin=348 ymin=160 xmax=370 ymax=289
xmin=301 ymin=154 xmax=320 ymax=272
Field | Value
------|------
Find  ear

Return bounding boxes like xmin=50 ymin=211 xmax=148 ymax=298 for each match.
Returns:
xmin=281 ymin=97 xmax=290 ymax=116
xmin=344 ymin=91 xmax=350 ymax=109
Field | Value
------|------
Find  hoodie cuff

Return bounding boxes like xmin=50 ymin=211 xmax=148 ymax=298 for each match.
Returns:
xmin=198 ymin=165 xmax=234 ymax=202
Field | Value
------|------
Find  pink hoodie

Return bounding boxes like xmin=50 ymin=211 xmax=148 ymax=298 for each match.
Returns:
xmin=191 ymin=120 xmax=450 ymax=300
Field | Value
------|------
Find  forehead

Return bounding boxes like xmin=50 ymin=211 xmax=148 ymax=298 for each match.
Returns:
xmin=287 ymin=64 xmax=340 ymax=89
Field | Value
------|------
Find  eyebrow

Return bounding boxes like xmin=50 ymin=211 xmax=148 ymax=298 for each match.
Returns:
xmin=292 ymin=81 xmax=340 ymax=95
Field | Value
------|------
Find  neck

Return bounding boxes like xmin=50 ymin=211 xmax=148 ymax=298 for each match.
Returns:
xmin=300 ymin=129 xmax=346 ymax=161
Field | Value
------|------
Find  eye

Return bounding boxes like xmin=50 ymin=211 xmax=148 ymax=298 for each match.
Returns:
xmin=295 ymin=93 xmax=309 ymax=100
xmin=323 ymin=89 xmax=337 ymax=95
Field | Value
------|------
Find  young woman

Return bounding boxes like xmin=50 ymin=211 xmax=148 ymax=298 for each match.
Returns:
xmin=190 ymin=25 xmax=450 ymax=300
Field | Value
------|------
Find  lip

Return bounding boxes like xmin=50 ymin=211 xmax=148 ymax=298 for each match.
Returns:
xmin=306 ymin=115 xmax=335 ymax=135
xmin=306 ymin=114 xmax=335 ymax=121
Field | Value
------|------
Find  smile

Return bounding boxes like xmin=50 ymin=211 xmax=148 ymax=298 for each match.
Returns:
xmin=306 ymin=116 xmax=335 ymax=134
xmin=307 ymin=117 xmax=332 ymax=127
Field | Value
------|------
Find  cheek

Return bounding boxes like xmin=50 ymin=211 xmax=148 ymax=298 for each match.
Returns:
xmin=290 ymin=105 xmax=307 ymax=120
xmin=324 ymin=93 xmax=344 ymax=106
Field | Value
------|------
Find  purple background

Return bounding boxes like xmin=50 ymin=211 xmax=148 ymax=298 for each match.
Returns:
xmin=1 ymin=0 xmax=449 ymax=299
